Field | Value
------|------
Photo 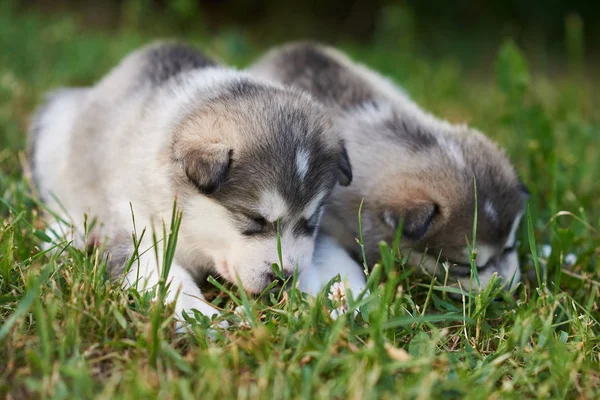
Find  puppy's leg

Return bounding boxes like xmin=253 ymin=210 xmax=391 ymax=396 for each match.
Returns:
xmin=114 ymin=240 xmax=224 ymax=324
xmin=42 ymin=218 xmax=88 ymax=253
xmin=299 ymin=234 xmax=367 ymax=298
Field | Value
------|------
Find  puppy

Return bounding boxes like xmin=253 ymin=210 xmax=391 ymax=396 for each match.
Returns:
xmin=29 ymin=42 xmax=353 ymax=321
xmin=251 ymin=42 xmax=529 ymax=291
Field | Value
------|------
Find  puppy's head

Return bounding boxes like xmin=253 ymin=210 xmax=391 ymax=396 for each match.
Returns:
xmin=171 ymin=77 xmax=351 ymax=293
xmin=331 ymin=102 xmax=528 ymax=289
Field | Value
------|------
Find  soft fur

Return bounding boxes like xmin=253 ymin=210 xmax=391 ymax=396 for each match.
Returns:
xmin=29 ymin=41 xmax=354 ymax=321
xmin=251 ymin=42 xmax=529 ymax=290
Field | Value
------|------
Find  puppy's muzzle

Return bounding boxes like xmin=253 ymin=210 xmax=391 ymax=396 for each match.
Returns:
xmin=265 ymin=270 xmax=295 ymax=291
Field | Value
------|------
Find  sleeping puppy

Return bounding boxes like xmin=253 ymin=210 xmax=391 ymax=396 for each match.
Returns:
xmin=29 ymin=41 xmax=353 ymax=322
xmin=251 ymin=42 xmax=529 ymax=293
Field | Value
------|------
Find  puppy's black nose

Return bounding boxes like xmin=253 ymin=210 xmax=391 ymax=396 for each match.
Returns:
xmin=266 ymin=271 xmax=294 ymax=287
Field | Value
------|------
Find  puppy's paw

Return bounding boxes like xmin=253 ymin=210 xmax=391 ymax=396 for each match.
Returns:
xmin=41 ymin=221 xmax=74 ymax=252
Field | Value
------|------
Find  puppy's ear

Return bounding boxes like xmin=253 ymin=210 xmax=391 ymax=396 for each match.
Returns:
xmin=337 ymin=144 xmax=352 ymax=186
xmin=174 ymin=143 xmax=232 ymax=194
xmin=381 ymin=202 xmax=439 ymax=240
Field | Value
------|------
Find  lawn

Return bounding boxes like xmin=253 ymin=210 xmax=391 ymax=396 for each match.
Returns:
xmin=1 ymin=4 xmax=599 ymax=399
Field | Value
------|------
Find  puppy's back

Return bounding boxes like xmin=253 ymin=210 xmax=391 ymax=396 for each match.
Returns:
xmin=29 ymin=88 xmax=89 ymax=203
xmin=251 ymin=42 xmax=413 ymax=109
xmin=92 ymin=41 xmax=219 ymax=104
xmin=29 ymin=42 xmax=221 ymax=214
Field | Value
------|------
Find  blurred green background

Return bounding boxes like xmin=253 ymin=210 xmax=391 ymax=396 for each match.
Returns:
xmin=14 ymin=0 xmax=600 ymax=67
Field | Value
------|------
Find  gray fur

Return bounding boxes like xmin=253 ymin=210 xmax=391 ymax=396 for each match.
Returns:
xmin=251 ymin=42 xmax=529 ymax=290
xmin=252 ymin=42 xmax=375 ymax=108
xmin=30 ymin=41 xmax=351 ymax=320
xmin=142 ymin=42 xmax=218 ymax=85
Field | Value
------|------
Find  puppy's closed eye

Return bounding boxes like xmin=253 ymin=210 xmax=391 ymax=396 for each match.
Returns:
xmin=241 ymin=213 xmax=269 ymax=236
xmin=502 ymin=241 xmax=519 ymax=254
xmin=381 ymin=202 xmax=439 ymax=240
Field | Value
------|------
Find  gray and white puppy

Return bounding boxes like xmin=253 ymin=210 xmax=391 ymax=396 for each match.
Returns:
xmin=29 ymin=42 xmax=353 ymax=321
xmin=251 ymin=42 xmax=529 ymax=291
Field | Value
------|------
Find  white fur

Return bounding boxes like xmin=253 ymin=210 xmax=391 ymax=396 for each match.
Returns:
xmin=351 ymin=100 xmax=394 ymax=124
xmin=182 ymin=200 xmax=315 ymax=292
xmin=32 ymin=47 xmax=329 ymax=324
xmin=124 ymin=247 xmax=223 ymax=321
xmin=441 ymin=137 xmax=466 ymax=169
xmin=33 ymin=89 xmax=89 ymax=207
xmin=475 ymin=244 xmax=496 ymax=268
xmin=257 ymin=190 xmax=289 ymax=222
xmin=484 ymin=200 xmax=498 ymax=223
xmin=505 ymin=212 xmax=523 ymax=248
xmin=303 ymin=190 xmax=327 ymax=220
xmin=473 ymin=250 xmax=521 ymax=291
xmin=381 ymin=210 xmax=397 ymax=230
xmin=458 ymin=244 xmax=496 ymax=268
xmin=295 ymin=149 xmax=310 ymax=180
xmin=300 ymin=235 xmax=367 ymax=297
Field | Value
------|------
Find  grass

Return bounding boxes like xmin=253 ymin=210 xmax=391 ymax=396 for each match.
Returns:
xmin=1 ymin=4 xmax=599 ymax=399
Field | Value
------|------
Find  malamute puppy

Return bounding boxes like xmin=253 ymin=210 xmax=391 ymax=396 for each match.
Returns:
xmin=251 ymin=42 xmax=529 ymax=291
xmin=29 ymin=42 xmax=353 ymax=321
